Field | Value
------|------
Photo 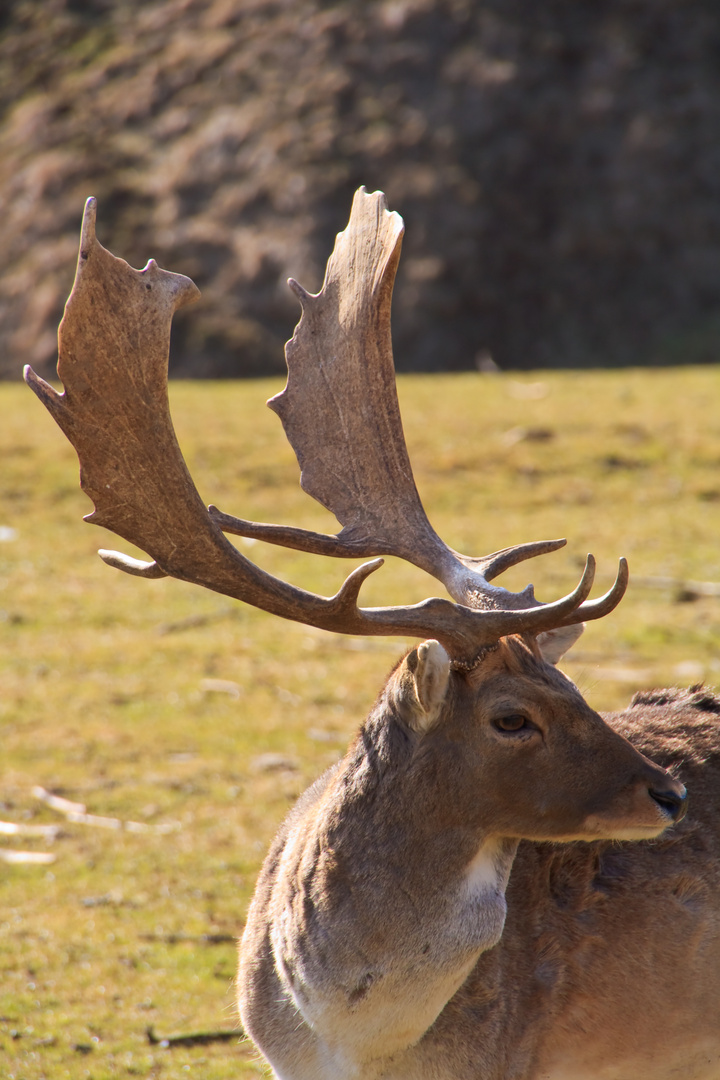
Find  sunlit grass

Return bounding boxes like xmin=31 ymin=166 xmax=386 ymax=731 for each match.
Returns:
xmin=1 ymin=367 xmax=719 ymax=1077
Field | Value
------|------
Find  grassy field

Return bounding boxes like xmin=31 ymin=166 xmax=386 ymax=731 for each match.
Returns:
xmin=1 ymin=366 xmax=719 ymax=1078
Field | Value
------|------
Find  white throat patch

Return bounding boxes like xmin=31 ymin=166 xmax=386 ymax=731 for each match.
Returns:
xmin=465 ymin=841 xmax=503 ymax=898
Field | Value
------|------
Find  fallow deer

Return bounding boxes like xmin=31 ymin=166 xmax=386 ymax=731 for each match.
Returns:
xmin=25 ymin=189 xmax=720 ymax=1079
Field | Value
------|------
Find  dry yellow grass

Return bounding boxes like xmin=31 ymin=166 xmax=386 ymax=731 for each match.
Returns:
xmin=1 ymin=367 xmax=719 ymax=1077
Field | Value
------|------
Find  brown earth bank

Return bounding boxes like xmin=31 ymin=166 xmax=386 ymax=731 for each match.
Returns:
xmin=1 ymin=0 xmax=720 ymax=380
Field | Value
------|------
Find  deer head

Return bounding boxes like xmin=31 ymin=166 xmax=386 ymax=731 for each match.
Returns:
xmin=384 ymin=636 xmax=685 ymax=845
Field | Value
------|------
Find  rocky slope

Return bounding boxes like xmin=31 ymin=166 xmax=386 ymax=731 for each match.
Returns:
xmin=2 ymin=0 xmax=720 ymax=379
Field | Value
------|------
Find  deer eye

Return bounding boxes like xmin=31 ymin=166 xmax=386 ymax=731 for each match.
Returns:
xmin=492 ymin=714 xmax=531 ymax=733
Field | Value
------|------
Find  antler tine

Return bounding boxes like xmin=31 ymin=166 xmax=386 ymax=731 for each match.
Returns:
xmin=25 ymin=196 xmax=607 ymax=665
xmin=558 ymin=555 xmax=629 ymax=625
xmin=210 ymin=187 xmax=623 ymax=630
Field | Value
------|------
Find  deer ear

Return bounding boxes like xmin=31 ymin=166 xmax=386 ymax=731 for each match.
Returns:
xmin=537 ymin=624 xmax=584 ymax=665
xmin=396 ymin=639 xmax=451 ymax=733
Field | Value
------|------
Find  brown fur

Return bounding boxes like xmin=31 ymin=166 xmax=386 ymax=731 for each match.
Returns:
xmin=237 ymin=638 xmax=707 ymax=1079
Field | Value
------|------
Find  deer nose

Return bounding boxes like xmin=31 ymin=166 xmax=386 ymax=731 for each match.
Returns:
xmin=649 ymin=785 xmax=688 ymax=823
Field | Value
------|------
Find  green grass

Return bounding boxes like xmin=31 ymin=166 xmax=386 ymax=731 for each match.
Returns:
xmin=1 ymin=367 xmax=720 ymax=1077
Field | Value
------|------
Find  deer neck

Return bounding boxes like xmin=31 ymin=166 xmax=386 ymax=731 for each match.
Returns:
xmin=315 ymin=711 xmax=520 ymax=950
xmin=260 ymin=720 xmax=519 ymax=1074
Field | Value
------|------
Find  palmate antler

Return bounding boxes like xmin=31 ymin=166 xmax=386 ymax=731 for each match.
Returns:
xmin=24 ymin=189 xmax=627 ymax=664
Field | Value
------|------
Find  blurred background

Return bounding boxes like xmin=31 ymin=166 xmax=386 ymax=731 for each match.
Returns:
xmin=2 ymin=0 xmax=720 ymax=381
